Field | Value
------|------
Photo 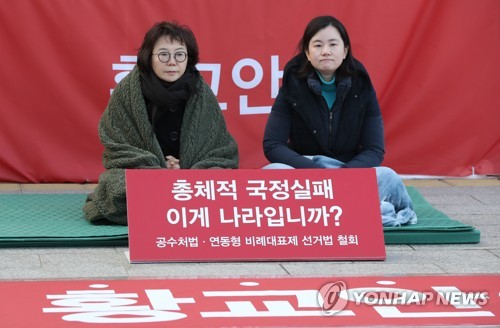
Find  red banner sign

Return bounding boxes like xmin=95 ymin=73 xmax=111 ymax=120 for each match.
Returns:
xmin=126 ymin=168 xmax=385 ymax=262
xmin=1 ymin=275 xmax=498 ymax=327
xmin=1 ymin=0 xmax=499 ymax=182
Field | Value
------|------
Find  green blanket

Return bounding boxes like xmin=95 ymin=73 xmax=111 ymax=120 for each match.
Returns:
xmin=0 ymin=187 xmax=479 ymax=247
xmin=83 ymin=66 xmax=238 ymax=225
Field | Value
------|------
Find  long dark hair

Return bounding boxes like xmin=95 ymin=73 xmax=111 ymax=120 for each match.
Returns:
xmin=137 ymin=21 xmax=199 ymax=73
xmin=297 ymin=16 xmax=355 ymax=79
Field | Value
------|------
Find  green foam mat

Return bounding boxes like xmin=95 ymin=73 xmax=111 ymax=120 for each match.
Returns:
xmin=0 ymin=187 xmax=479 ymax=247
xmin=383 ymin=187 xmax=480 ymax=244
xmin=0 ymin=194 xmax=128 ymax=247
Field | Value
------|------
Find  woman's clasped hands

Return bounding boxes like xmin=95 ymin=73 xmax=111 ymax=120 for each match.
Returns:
xmin=166 ymin=155 xmax=180 ymax=169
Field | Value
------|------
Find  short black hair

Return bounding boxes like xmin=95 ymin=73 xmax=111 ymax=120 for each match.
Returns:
xmin=297 ymin=15 xmax=355 ymax=79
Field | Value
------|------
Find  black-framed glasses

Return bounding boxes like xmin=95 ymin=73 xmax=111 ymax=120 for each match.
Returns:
xmin=153 ymin=51 xmax=188 ymax=63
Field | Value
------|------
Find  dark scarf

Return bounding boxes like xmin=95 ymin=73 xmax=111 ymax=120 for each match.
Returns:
xmin=140 ymin=67 xmax=198 ymax=127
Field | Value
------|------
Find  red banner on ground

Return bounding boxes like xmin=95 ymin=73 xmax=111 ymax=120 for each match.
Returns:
xmin=1 ymin=275 xmax=498 ymax=327
xmin=126 ymin=168 xmax=385 ymax=262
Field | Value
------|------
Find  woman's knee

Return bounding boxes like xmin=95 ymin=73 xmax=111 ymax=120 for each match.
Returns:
xmin=262 ymin=163 xmax=295 ymax=169
xmin=375 ymin=166 xmax=399 ymax=180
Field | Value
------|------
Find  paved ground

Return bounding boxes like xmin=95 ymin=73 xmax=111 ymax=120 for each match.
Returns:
xmin=0 ymin=177 xmax=499 ymax=280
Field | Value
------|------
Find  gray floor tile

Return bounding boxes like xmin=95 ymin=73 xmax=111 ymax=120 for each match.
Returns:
xmin=387 ymin=249 xmax=500 ymax=273
xmin=126 ymin=261 xmax=289 ymax=278
xmin=281 ymin=262 xmax=445 ymax=276
xmin=0 ymin=266 xmax=129 ymax=280
xmin=0 ymin=253 xmax=40 ymax=269
xmin=472 ymin=193 xmax=499 ymax=205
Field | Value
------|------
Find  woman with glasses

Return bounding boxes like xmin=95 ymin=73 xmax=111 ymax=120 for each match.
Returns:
xmin=84 ymin=21 xmax=239 ymax=225
xmin=263 ymin=16 xmax=416 ymax=227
